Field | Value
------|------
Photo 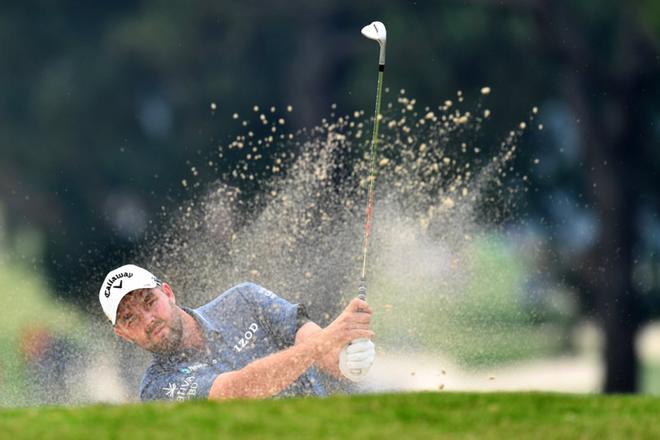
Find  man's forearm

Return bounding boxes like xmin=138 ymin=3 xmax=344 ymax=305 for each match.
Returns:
xmin=209 ymin=334 xmax=326 ymax=399
xmin=295 ymin=322 xmax=343 ymax=378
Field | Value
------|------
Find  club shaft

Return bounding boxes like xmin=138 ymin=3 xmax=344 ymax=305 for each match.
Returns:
xmin=359 ymin=66 xmax=385 ymax=298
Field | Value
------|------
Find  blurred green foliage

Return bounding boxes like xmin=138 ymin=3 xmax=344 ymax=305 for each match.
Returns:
xmin=0 ymin=1 xmax=560 ymax=297
xmin=0 ymin=0 xmax=659 ymax=392
xmin=0 ymin=1 xmax=657 ymax=304
xmin=0 ymin=257 xmax=85 ymax=406
xmin=371 ymin=235 xmax=576 ymax=367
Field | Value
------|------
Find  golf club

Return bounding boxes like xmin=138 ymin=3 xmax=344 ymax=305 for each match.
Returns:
xmin=339 ymin=20 xmax=387 ymax=381
xmin=358 ymin=20 xmax=386 ymax=300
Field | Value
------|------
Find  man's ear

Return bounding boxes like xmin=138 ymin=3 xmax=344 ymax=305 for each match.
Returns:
xmin=113 ymin=325 xmax=133 ymax=343
xmin=161 ymin=282 xmax=175 ymax=304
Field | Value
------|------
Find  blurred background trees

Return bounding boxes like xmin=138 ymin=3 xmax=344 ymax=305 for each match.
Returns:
xmin=0 ymin=0 xmax=659 ymax=393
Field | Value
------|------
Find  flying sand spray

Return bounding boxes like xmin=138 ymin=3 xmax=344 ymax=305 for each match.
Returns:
xmin=339 ymin=20 xmax=387 ymax=381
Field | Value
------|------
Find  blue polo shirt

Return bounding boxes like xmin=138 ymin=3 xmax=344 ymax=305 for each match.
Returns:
xmin=139 ymin=282 xmax=338 ymax=401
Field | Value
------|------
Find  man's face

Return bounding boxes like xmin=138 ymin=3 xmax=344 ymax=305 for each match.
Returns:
xmin=113 ymin=284 xmax=184 ymax=354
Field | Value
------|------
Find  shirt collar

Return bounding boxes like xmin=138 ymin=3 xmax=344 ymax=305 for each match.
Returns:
xmin=182 ymin=306 xmax=223 ymax=338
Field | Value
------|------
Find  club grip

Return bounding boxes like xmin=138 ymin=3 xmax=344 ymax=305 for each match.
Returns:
xmin=352 ymin=283 xmax=368 ymax=374
xmin=358 ymin=282 xmax=367 ymax=301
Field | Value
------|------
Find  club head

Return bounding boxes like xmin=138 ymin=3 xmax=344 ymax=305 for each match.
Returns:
xmin=361 ymin=21 xmax=387 ymax=46
xmin=361 ymin=21 xmax=387 ymax=66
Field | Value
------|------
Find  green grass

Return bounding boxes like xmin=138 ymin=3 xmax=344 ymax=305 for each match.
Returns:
xmin=641 ymin=362 xmax=660 ymax=395
xmin=2 ymin=392 xmax=660 ymax=439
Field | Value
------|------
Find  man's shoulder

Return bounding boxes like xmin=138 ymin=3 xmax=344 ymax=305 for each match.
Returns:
xmin=220 ymin=281 xmax=264 ymax=298
xmin=197 ymin=282 xmax=265 ymax=311
xmin=192 ymin=282 xmax=266 ymax=322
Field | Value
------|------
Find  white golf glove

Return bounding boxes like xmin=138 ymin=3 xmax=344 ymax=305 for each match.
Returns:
xmin=339 ymin=338 xmax=375 ymax=382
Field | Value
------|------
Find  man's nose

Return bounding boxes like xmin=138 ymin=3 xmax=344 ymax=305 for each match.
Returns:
xmin=142 ymin=311 xmax=156 ymax=330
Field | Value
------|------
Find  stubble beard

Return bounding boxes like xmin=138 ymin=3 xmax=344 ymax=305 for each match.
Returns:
xmin=147 ymin=302 xmax=184 ymax=354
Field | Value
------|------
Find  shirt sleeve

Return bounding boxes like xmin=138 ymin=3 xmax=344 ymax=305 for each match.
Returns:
xmin=139 ymin=364 xmax=219 ymax=402
xmin=237 ymin=283 xmax=310 ymax=348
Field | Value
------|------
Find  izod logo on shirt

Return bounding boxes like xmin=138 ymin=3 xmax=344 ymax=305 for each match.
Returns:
xmin=233 ymin=323 xmax=259 ymax=352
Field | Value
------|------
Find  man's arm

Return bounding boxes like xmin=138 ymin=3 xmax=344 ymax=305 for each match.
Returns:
xmin=295 ymin=322 xmax=343 ymax=378
xmin=208 ymin=298 xmax=372 ymax=400
xmin=209 ymin=331 xmax=327 ymax=399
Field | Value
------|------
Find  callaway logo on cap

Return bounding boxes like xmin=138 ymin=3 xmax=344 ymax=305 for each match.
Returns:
xmin=99 ymin=264 xmax=161 ymax=324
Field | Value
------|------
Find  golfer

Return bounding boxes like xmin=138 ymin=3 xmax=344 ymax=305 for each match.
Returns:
xmin=99 ymin=264 xmax=375 ymax=401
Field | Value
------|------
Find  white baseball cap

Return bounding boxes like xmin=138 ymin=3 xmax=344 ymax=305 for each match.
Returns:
xmin=99 ymin=264 xmax=161 ymax=325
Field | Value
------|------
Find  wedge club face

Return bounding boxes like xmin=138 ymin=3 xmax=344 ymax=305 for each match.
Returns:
xmin=361 ymin=21 xmax=387 ymax=66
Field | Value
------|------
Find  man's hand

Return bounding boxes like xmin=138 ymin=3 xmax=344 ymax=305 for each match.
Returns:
xmin=339 ymin=339 xmax=375 ymax=382
xmin=327 ymin=298 xmax=375 ymax=382
xmin=319 ymin=298 xmax=373 ymax=350
xmin=292 ymin=298 xmax=375 ymax=380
